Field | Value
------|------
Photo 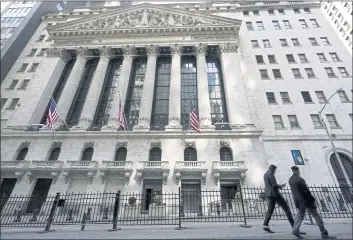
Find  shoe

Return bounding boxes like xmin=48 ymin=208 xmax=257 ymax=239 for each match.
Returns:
xmin=293 ymin=233 xmax=304 ymax=239
xmin=300 ymin=231 xmax=307 ymax=235
xmin=263 ymin=226 xmax=275 ymax=233
xmin=322 ymin=235 xmax=337 ymax=239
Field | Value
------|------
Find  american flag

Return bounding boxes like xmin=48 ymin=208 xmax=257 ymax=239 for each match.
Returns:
xmin=46 ymin=98 xmax=59 ymax=131
xmin=118 ymin=96 xmax=127 ymax=131
xmin=189 ymin=108 xmax=201 ymax=133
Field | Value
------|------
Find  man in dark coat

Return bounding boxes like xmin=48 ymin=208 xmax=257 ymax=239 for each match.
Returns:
xmin=263 ymin=165 xmax=302 ymax=234
xmin=289 ymin=166 xmax=336 ymax=239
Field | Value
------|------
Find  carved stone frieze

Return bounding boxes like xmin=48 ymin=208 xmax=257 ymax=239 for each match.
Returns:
xmin=185 ymin=141 xmax=195 ymax=147
xmin=84 ymin=141 xmax=94 ymax=147
xmin=55 ymin=39 xmax=93 ymax=46
xmin=191 ymin=35 xmax=237 ymax=41
xmin=220 ymin=140 xmax=230 ymax=147
xmin=116 ymin=141 xmax=128 ymax=147
xmin=75 ymin=47 xmax=92 ymax=58
xmin=51 ymin=141 xmax=62 ymax=148
xmin=19 ymin=141 xmax=30 ymax=149
xmin=219 ymin=41 xmax=239 ymax=53
xmin=150 ymin=141 xmax=161 ymax=148
xmin=46 ymin=48 xmax=72 ymax=62
xmin=170 ymin=44 xmax=183 ymax=55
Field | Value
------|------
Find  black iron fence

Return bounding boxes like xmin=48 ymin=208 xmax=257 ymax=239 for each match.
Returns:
xmin=0 ymin=185 xmax=352 ymax=230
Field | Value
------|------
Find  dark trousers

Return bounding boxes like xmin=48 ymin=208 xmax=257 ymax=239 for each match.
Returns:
xmin=293 ymin=207 xmax=328 ymax=236
xmin=263 ymin=195 xmax=294 ymax=227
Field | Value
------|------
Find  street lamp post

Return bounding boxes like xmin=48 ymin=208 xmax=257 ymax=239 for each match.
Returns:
xmin=318 ymin=88 xmax=351 ymax=188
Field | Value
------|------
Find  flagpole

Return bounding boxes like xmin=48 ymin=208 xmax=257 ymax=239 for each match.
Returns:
xmin=50 ymin=97 xmax=69 ymax=130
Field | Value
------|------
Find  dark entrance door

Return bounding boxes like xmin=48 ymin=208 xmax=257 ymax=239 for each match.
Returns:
xmin=220 ymin=184 xmax=237 ymax=211
xmin=26 ymin=178 xmax=52 ymax=213
xmin=0 ymin=178 xmax=17 ymax=213
xmin=182 ymin=183 xmax=201 ymax=214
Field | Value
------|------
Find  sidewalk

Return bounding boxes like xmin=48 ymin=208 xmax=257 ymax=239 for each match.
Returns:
xmin=1 ymin=219 xmax=352 ymax=239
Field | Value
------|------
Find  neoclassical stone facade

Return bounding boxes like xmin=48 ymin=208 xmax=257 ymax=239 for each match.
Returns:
xmin=1 ymin=2 xmax=352 ymax=204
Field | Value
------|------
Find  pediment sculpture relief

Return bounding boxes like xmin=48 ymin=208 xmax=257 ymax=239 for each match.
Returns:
xmin=66 ymin=9 xmax=218 ymax=30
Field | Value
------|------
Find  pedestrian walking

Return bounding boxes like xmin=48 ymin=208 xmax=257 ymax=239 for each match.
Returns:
xmin=263 ymin=164 xmax=305 ymax=234
xmin=289 ymin=166 xmax=337 ymax=239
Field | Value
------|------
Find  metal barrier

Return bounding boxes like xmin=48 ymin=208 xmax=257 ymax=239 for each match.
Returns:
xmin=1 ymin=185 xmax=352 ymax=230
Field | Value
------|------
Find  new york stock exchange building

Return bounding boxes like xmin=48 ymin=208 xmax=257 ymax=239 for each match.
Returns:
xmin=1 ymin=1 xmax=352 ymax=216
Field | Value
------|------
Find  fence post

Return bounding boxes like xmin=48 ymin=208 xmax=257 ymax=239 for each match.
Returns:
xmin=239 ymin=185 xmax=252 ymax=228
xmin=108 ymin=191 xmax=121 ymax=231
xmin=175 ymin=187 xmax=185 ymax=230
xmin=39 ymin=192 xmax=60 ymax=234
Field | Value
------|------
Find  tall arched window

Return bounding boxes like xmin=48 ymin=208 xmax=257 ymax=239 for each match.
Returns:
xmin=115 ymin=147 xmax=127 ymax=161
xmin=48 ymin=147 xmax=61 ymax=161
xmin=220 ymin=147 xmax=233 ymax=161
xmin=16 ymin=147 xmax=28 ymax=161
xmin=330 ymin=153 xmax=353 ymax=203
xmin=149 ymin=147 xmax=162 ymax=161
xmin=184 ymin=147 xmax=197 ymax=161
xmin=81 ymin=147 xmax=94 ymax=161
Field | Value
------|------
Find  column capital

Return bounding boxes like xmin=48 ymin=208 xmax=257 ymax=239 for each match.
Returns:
xmin=170 ymin=44 xmax=183 ymax=55
xmin=75 ymin=47 xmax=93 ymax=58
xmin=193 ymin=43 xmax=208 ymax=54
xmin=146 ymin=44 xmax=160 ymax=56
xmin=122 ymin=45 xmax=136 ymax=56
xmin=98 ymin=45 xmax=114 ymax=58
xmin=219 ymin=41 xmax=239 ymax=53
xmin=46 ymin=48 xmax=72 ymax=63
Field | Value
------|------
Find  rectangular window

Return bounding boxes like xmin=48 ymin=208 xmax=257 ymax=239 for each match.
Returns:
xmin=273 ymin=20 xmax=281 ymax=30
xmin=320 ymin=37 xmax=330 ymax=45
xmin=251 ymin=40 xmax=259 ymax=48
xmin=1 ymin=98 xmax=8 ymax=110
xmin=280 ymin=92 xmax=291 ymax=104
xmin=326 ymin=114 xmax=340 ymax=128
xmin=280 ymin=38 xmax=289 ymax=47
xmin=325 ymin=67 xmax=336 ymax=77
xmin=268 ymin=9 xmax=274 ymax=15
xmin=256 ymin=21 xmax=265 ymax=30
xmin=253 ymin=10 xmax=259 ymax=16
xmin=17 ymin=63 xmax=28 ymax=72
xmin=310 ymin=19 xmax=319 ymax=28
xmin=283 ymin=20 xmax=292 ymax=29
xmin=266 ymin=92 xmax=277 ymax=104
xmin=7 ymin=98 xmax=19 ymax=109
xmin=311 ymin=114 xmax=324 ymax=128
xmin=260 ymin=69 xmax=269 ymax=79
xmin=37 ymin=34 xmax=45 ymax=41
xmin=37 ymin=48 xmax=47 ymax=56
xmin=28 ymin=63 xmax=39 ymax=72
xmin=292 ymin=68 xmax=303 ymax=78
xmin=27 ymin=48 xmax=37 ymax=56
xmin=19 ymin=79 xmax=30 ymax=89
xmin=309 ymin=37 xmax=319 ymax=46
xmin=273 ymin=115 xmax=284 ymax=129
xmin=246 ymin=22 xmax=254 ymax=30
xmin=286 ymin=54 xmax=296 ymax=63
xmin=338 ymin=67 xmax=349 ymax=77
xmin=301 ymin=91 xmax=313 ymax=103
xmin=317 ymin=53 xmax=327 ymax=62
xmin=243 ymin=11 xmax=249 ymax=16
xmin=298 ymin=54 xmax=308 ymax=63
xmin=299 ymin=19 xmax=308 ymax=28
xmin=268 ymin=55 xmax=277 ymax=64
xmin=7 ymin=79 xmax=19 ymax=89
xmin=278 ymin=9 xmax=285 ymax=14
xmin=329 ymin=52 xmax=340 ymax=62
xmin=293 ymin=8 xmax=300 ymax=14
xmin=315 ymin=91 xmax=327 ymax=103
xmin=304 ymin=8 xmax=311 ymax=13
xmin=263 ymin=39 xmax=271 ymax=47
xmin=305 ymin=68 xmax=316 ymax=78
xmin=255 ymin=55 xmax=265 ymax=64
xmin=291 ymin=38 xmax=301 ymax=46
xmin=338 ymin=91 xmax=350 ymax=102
xmin=291 ymin=150 xmax=305 ymax=165
xmin=272 ymin=69 xmax=282 ymax=79
xmin=288 ymin=115 xmax=300 ymax=128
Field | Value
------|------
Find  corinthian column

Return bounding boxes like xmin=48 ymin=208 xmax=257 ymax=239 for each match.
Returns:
xmin=194 ymin=43 xmax=212 ymax=128
xmin=165 ymin=44 xmax=183 ymax=131
xmin=10 ymin=48 xmax=71 ymax=129
xmin=219 ymin=41 xmax=253 ymax=127
xmin=55 ymin=47 xmax=92 ymax=128
xmin=102 ymin=45 xmax=136 ymax=130
xmin=134 ymin=44 xmax=159 ymax=131
xmin=73 ymin=46 xmax=113 ymax=130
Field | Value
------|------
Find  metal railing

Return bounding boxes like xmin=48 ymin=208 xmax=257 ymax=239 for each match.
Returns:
xmin=0 ymin=185 xmax=352 ymax=230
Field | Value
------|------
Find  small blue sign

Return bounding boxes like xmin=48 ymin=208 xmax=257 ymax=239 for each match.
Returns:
xmin=291 ymin=150 xmax=305 ymax=165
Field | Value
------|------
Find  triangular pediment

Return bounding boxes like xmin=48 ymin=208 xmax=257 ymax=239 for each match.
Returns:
xmin=48 ymin=3 xmax=241 ymax=32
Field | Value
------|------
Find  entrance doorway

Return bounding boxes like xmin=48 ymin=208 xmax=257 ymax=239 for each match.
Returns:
xmin=26 ymin=178 xmax=52 ymax=213
xmin=142 ymin=179 xmax=163 ymax=212
xmin=220 ymin=184 xmax=238 ymax=211
xmin=0 ymin=178 xmax=17 ymax=213
xmin=181 ymin=181 xmax=201 ymax=214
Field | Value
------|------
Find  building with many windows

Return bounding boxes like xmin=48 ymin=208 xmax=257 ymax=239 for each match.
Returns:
xmin=0 ymin=1 xmax=352 ymax=215
xmin=321 ymin=1 xmax=353 ymax=55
